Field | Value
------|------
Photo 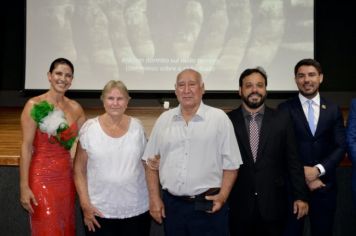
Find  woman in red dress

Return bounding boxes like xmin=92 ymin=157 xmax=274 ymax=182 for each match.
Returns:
xmin=20 ymin=58 xmax=86 ymax=235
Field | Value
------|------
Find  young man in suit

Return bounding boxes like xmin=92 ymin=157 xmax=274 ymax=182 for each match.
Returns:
xmin=227 ymin=67 xmax=308 ymax=236
xmin=279 ymin=58 xmax=347 ymax=236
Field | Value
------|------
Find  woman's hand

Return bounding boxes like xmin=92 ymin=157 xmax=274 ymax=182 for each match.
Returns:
xmin=82 ymin=204 xmax=104 ymax=232
xmin=146 ymin=156 xmax=160 ymax=170
xmin=20 ymin=186 xmax=37 ymax=214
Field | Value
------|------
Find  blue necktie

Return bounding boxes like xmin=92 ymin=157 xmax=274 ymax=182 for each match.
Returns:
xmin=307 ymin=100 xmax=316 ymax=135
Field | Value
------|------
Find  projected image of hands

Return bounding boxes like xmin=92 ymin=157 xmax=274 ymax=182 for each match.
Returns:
xmin=28 ymin=0 xmax=313 ymax=90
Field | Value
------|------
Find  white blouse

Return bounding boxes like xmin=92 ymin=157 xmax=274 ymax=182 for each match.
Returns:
xmin=79 ymin=117 xmax=148 ymax=219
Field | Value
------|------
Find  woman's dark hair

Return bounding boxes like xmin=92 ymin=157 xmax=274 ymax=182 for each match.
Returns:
xmin=49 ymin=58 xmax=74 ymax=74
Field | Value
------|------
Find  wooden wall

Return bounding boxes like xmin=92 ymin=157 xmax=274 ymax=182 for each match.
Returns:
xmin=0 ymin=107 xmax=163 ymax=165
xmin=0 ymin=107 xmax=351 ymax=166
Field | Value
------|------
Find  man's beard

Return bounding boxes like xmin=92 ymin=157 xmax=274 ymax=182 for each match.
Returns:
xmin=299 ymin=87 xmax=318 ymax=99
xmin=242 ymin=92 xmax=266 ymax=109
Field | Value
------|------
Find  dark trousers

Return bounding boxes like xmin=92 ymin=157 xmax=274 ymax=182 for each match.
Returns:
xmin=162 ymin=190 xmax=229 ymax=236
xmin=84 ymin=211 xmax=151 ymax=236
xmin=284 ymin=189 xmax=336 ymax=236
xmin=229 ymin=197 xmax=285 ymax=236
xmin=351 ymin=159 xmax=356 ymax=211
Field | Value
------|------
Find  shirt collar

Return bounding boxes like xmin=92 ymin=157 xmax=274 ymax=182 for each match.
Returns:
xmin=173 ymin=101 xmax=205 ymax=121
xmin=298 ymin=93 xmax=320 ymax=106
xmin=242 ymin=104 xmax=265 ymax=118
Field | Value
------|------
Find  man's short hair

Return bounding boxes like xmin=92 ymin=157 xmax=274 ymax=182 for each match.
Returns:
xmin=239 ymin=67 xmax=267 ymax=87
xmin=294 ymin=58 xmax=323 ymax=76
xmin=176 ymin=68 xmax=203 ymax=86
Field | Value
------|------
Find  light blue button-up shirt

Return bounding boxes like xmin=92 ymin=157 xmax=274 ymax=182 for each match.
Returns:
xmin=143 ymin=102 xmax=243 ymax=196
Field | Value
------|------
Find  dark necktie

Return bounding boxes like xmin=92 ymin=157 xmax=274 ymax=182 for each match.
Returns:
xmin=249 ymin=113 xmax=259 ymax=162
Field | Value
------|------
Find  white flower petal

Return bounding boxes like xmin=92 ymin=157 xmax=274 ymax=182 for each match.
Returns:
xmin=39 ymin=109 xmax=68 ymax=136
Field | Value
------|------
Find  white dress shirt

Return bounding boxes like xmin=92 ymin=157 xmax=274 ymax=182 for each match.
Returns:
xmin=299 ymin=93 xmax=320 ymax=129
xmin=142 ymin=102 xmax=243 ymax=196
xmin=79 ymin=117 xmax=149 ymax=218
xmin=298 ymin=93 xmax=326 ymax=176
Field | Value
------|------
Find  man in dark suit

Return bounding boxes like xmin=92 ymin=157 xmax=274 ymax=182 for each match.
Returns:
xmin=279 ymin=58 xmax=346 ymax=236
xmin=227 ymin=67 xmax=308 ymax=236
xmin=347 ymin=98 xmax=356 ymax=210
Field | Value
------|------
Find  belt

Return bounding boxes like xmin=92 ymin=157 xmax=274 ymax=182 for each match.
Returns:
xmin=164 ymin=188 xmax=220 ymax=202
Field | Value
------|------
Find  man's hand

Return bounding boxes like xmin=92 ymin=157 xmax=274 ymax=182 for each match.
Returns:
xmin=205 ymin=192 xmax=227 ymax=213
xmin=149 ymin=196 xmax=165 ymax=224
xmin=304 ymin=166 xmax=320 ymax=182
xmin=144 ymin=158 xmax=164 ymax=223
xmin=293 ymin=200 xmax=309 ymax=219
xmin=307 ymin=178 xmax=326 ymax=191
xmin=204 ymin=169 xmax=237 ymax=213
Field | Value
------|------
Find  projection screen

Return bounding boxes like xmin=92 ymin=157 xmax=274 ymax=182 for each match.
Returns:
xmin=25 ymin=0 xmax=314 ymax=91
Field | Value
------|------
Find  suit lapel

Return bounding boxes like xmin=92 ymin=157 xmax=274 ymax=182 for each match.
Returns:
xmin=291 ymin=97 xmax=314 ymax=136
xmin=315 ymin=98 xmax=327 ymax=137
xmin=234 ymin=107 xmax=255 ymax=164
xmin=235 ymin=106 xmax=274 ymax=164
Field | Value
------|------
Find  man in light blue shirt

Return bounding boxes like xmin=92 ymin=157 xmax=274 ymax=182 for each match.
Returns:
xmin=279 ymin=58 xmax=346 ymax=236
xmin=143 ymin=68 xmax=242 ymax=236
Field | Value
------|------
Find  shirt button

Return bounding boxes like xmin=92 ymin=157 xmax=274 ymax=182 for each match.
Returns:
xmin=254 ymin=192 xmax=258 ymax=196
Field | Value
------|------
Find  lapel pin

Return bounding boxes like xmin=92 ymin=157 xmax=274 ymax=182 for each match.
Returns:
xmin=321 ymin=104 xmax=326 ymax=109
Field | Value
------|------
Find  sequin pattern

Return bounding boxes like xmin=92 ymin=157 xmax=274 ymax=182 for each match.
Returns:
xmin=29 ymin=123 xmax=78 ymax=235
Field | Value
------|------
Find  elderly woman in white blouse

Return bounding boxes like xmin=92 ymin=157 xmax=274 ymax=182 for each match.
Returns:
xmin=74 ymin=80 xmax=150 ymax=236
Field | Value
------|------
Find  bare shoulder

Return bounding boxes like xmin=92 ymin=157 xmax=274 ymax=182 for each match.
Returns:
xmin=66 ymin=98 xmax=86 ymax=127
xmin=66 ymin=98 xmax=84 ymax=113
xmin=20 ymin=95 xmax=46 ymax=128
xmin=21 ymin=95 xmax=45 ymax=116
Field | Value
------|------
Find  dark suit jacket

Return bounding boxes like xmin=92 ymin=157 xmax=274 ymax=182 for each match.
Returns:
xmin=227 ymin=106 xmax=307 ymax=221
xmin=347 ymin=98 xmax=356 ymax=162
xmin=278 ymin=96 xmax=346 ymax=192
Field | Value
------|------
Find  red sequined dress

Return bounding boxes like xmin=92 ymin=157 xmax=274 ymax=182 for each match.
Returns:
xmin=29 ymin=123 xmax=78 ymax=236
